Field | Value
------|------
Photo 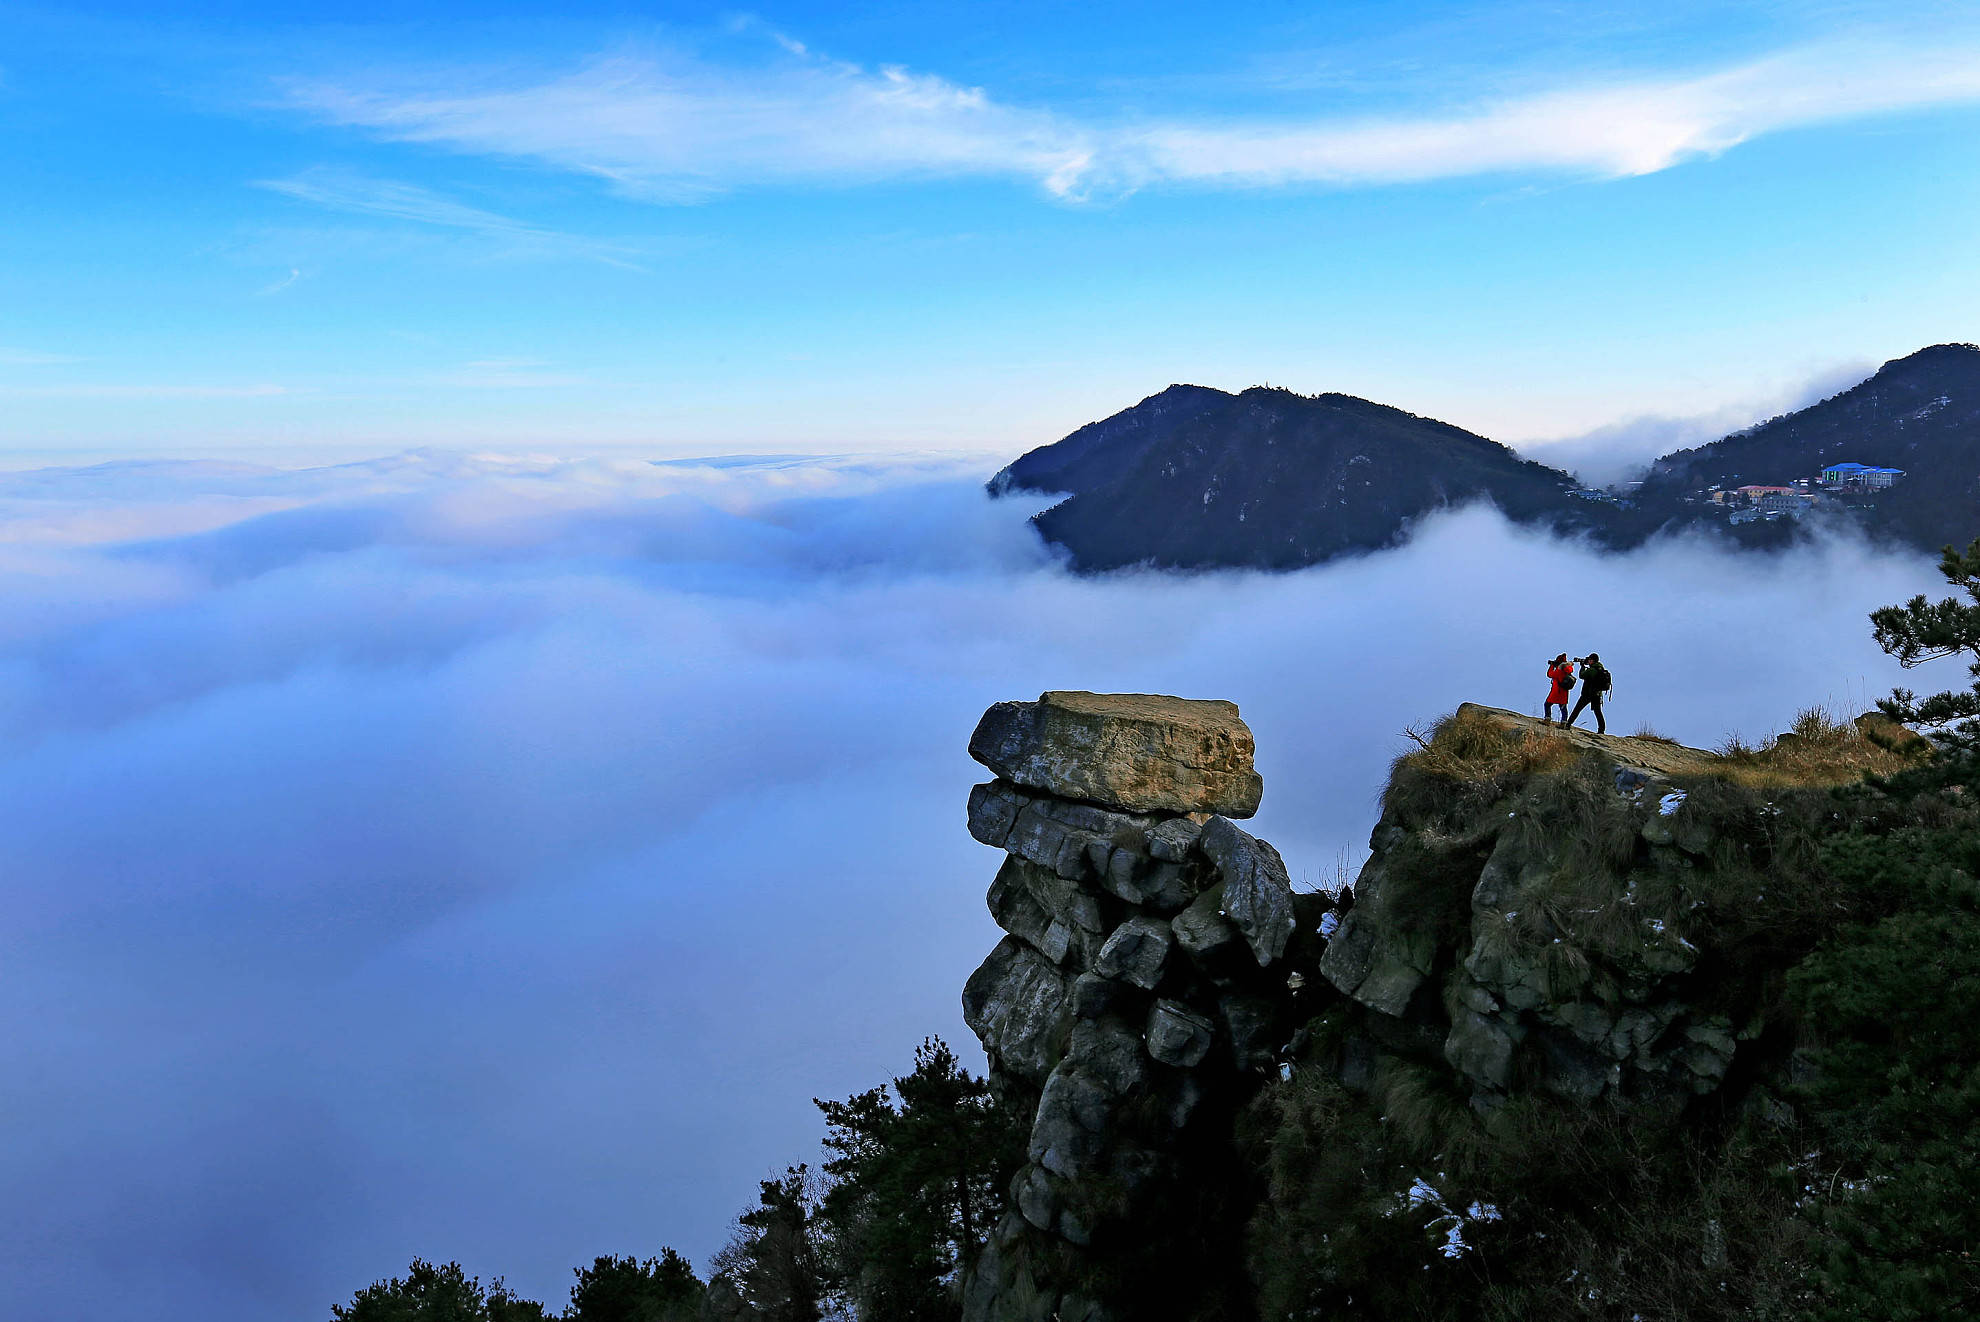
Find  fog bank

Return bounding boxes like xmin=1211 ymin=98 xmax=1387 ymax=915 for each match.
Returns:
xmin=0 ymin=451 xmax=1930 ymax=1321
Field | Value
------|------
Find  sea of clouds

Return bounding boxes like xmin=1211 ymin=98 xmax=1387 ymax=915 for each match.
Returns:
xmin=0 ymin=450 xmax=1935 ymax=1320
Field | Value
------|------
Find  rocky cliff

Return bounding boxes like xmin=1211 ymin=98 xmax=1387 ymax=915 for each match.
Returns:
xmin=1316 ymin=705 xmax=1772 ymax=1111
xmin=957 ymin=696 xmax=1919 ymax=1320
xmin=958 ymin=691 xmax=1310 ymax=1321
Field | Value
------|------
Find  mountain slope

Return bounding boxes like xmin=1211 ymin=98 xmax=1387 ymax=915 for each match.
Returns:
xmin=988 ymin=383 xmax=1231 ymax=499
xmin=1634 ymin=343 xmax=1980 ymax=549
xmin=992 ymin=386 xmax=1598 ymax=571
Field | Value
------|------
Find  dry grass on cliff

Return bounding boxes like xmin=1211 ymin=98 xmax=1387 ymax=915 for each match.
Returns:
xmin=1398 ymin=704 xmax=1919 ymax=806
xmin=1706 ymin=706 xmax=1919 ymax=790
xmin=1386 ymin=706 xmax=1586 ymax=828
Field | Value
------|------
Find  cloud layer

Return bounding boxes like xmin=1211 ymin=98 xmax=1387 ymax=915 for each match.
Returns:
xmin=280 ymin=32 xmax=1980 ymax=201
xmin=0 ymin=451 xmax=1935 ymax=1321
xmin=255 ymin=167 xmax=648 ymax=268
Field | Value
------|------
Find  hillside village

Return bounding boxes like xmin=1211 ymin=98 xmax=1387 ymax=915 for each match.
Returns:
xmin=1681 ymin=459 xmax=1907 ymax=526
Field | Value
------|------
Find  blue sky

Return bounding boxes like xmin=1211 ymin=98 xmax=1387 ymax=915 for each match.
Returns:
xmin=3 ymin=0 xmax=1979 ymax=461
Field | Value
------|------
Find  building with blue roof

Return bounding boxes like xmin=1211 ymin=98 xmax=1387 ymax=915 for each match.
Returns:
xmin=1819 ymin=462 xmax=1906 ymax=490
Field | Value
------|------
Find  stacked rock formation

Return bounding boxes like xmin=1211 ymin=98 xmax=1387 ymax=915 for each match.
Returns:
xmin=958 ymin=692 xmax=1301 ymax=1322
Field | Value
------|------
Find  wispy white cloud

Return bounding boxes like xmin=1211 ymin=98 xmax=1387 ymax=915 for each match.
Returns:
xmin=277 ymin=32 xmax=1980 ymax=201
xmin=278 ymin=49 xmax=1094 ymax=202
xmin=254 ymin=167 xmax=648 ymax=267
xmin=425 ymin=358 xmax=596 ymax=390
xmin=0 ymin=347 xmax=83 ymax=366
xmin=259 ymin=167 xmax=550 ymax=231
xmin=1135 ymin=40 xmax=1980 ymax=188
xmin=0 ymin=383 xmax=288 ymax=399
xmin=255 ymin=267 xmax=304 ymax=297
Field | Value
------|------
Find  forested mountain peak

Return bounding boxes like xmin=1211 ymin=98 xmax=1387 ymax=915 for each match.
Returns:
xmin=988 ymin=385 xmax=1592 ymax=571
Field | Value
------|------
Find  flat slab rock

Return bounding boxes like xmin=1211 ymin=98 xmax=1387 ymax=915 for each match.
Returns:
xmin=969 ymin=691 xmax=1264 ymax=817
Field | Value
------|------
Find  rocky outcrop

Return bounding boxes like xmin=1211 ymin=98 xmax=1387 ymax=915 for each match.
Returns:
xmin=960 ymin=693 xmax=1304 ymax=1322
xmin=1316 ymin=704 xmax=1818 ymax=1111
xmin=1855 ymin=709 xmax=1930 ymax=754
xmin=969 ymin=691 xmax=1264 ymax=818
xmin=959 ymin=697 xmax=1847 ymax=1319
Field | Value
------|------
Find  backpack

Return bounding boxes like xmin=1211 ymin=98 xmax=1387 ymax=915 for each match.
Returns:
xmin=1584 ymin=662 xmax=1612 ymax=694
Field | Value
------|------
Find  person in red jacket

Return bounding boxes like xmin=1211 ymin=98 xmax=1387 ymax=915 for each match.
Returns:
xmin=1545 ymin=653 xmax=1575 ymax=726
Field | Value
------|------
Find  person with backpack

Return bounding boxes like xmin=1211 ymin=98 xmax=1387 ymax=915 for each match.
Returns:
xmin=1567 ymin=653 xmax=1613 ymax=733
xmin=1544 ymin=653 xmax=1575 ymax=726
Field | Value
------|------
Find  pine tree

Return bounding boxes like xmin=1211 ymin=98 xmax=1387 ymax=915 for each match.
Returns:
xmin=707 ymin=1167 xmax=824 ymax=1322
xmin=331 ymin=1258 xmax=550 ymax=1322
xmin=566 ymin=1250 xmax=702 ymax=1322
xmin=1781 ymin=542 xmax=1980 ymax=1318
xmin=1872 ymin=535 xmax=1980 ymax=740
xmin=811 ymin=1038 xmax=1024 ymax=1322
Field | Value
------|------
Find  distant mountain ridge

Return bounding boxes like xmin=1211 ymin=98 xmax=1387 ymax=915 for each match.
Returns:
xmin=993 ymin=344 xmax=1980 ymax=570
xmin=992 ymin=384 xmax=1603 ymax=571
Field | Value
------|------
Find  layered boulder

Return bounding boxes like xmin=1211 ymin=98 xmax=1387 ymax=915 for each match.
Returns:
xmin=969 ymin=690 xmax=1264 ymax=818
xmin=959 ymin=693 xmax=1305 ymax=1322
